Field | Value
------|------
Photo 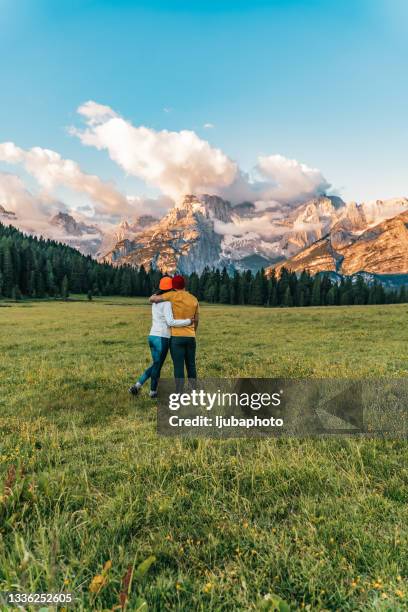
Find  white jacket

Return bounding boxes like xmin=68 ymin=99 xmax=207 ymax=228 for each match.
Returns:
xmin=149 ymin=301 xmax=191 ymax=338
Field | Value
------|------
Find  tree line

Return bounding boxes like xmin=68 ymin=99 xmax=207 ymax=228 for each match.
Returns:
xmin=1 ymin=222 xmax=407 ymax=306
xmin=188 ymin=267 xmax=408 ymax=306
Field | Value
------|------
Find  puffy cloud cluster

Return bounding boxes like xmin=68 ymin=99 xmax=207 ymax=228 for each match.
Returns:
xmin=72 ymin=101 xmax=238 ymax=202
xmin=0 ymin=141 xmax=132 ymax=216
xmin=72 ymin=100 xmax=330 ymax=207
xmin=0 ymin=171 xmax=59 ymax=234
xmin=0 ymin=100 xmax=333 ymax=252
xmin=255 ymin=154 xmax=330 ymax=203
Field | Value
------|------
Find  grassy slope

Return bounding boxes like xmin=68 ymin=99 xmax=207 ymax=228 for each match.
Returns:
xmin=0 ymin=297 xmax=407 ymax=611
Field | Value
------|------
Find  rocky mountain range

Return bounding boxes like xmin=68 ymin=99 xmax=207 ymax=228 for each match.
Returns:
xmin=271 ymin=205 xmax=408 ymax=277
xmin=49 ymin=212 xmax=103 ymax=256
xmin=101 ymin=193 xmax=348 ymax=274
xmin=2 ymin=193 xmax=408 ymax=278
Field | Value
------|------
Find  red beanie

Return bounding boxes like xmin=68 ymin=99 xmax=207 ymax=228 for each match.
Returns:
xmin=172 ymin=274 xmax=185 ymax=290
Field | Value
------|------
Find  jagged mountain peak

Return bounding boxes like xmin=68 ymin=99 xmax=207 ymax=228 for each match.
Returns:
xmin=175 ymin=193 xmax=233 ymax=222
xmin=50 ymin=211 xmax=99 ymax=237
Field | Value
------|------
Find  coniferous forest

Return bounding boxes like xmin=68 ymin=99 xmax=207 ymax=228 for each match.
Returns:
xmin=1 ymin=222 xmax=407 ymax=306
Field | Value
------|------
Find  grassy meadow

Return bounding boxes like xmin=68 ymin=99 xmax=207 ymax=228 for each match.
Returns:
xmin=1 ymin=297 xmax=408 ymax=611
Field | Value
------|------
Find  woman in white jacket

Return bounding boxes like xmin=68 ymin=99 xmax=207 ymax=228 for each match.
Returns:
xmin=129 ymin=276 xmax=192 ymax=398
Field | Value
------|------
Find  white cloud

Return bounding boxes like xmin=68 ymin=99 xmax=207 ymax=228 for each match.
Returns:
xmin=255 ymin=154 xmax=330 ymax=203
xmin=0 ymin=101 xmax=334 ymax=254
xmin=72 ymin=101 xmax=238 ymax=202
xmin=77 ymin=101 xmax=118 ymax=125
xmin=0 ymin=141 xmax=134 ymax=216
xmin=72 ymin=101 xmax=331 ymax=209
xmin=214 ymin=213 xmax=289 ymax=239
xmin=203 ymin=123 xmax=215 ymax=129
xmin=0 ymin=171 xmax=59 ymax=234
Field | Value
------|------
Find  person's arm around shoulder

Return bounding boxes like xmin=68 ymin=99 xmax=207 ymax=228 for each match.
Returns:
xmin=149 ymin=292 xmax=173 ymax=304
xmin=162 ymin=301 xmax=191 ymax=327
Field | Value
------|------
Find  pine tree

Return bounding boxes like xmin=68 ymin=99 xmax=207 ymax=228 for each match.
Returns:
xmin=368 ymin=285 xmax=376 ymax=304
xmin=120 ymin=269 xmax=132 ymax=296
xmin=320 ymin=274 xmax=332 ymax=306
xmin=326 ymin=285 xmax=337 ymax=306
xmin=270 ymin=285 xmax=278 ymax=307
xmin=188 ymin=272 xmax=200 ymax=297
xmin=61 ymin=275 xmax=69 ymax=300
xmin=230 ymin=271 xmax=240 ymax=305
xmin=250 ymin=271 xmax=265 ymax=305
xmin=311 ymin=275 xmax=321 ymax=306
xmin=198 ymin=267 xmax=210 ymax=300
xmin=219 ymin=268 xmax=230 ymax=303
xmin=204 ymin=281 xmax=216 ymax=303
xmin=213 ymin=269 xmax=221 ymax=302
xmin=353 ymin=276 xmax=368 ymax=305
xmin=283 ymin=286 xmax=293 ymax=307
xmin=399 ymin=286 xmax=407 ymax=303
xmin=13 ymin=285 xmax=22 ymax=300
xmin=277 ymin=268 xmax=290 ymax=305
xmin=2 ymin=245 xmax=14 ymax=297
xmin=340 ymin=289 xmax=352 ymax=305
xmin=238 ymin=274 xmax=247 ymax=305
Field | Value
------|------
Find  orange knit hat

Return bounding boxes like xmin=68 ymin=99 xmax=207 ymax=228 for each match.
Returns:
xmin=159 ymin=276 xmax=173 ymax=291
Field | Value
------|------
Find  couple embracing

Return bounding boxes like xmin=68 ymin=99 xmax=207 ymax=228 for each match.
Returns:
xmin=129 ymin=274 xmax=199 ymax=398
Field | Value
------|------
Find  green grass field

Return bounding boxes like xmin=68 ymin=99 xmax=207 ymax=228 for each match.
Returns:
xmin=1 ymin=297 xmax=408 ymax=611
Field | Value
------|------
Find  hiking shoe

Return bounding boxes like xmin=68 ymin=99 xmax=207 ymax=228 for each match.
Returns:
xmin=149 ymin=390 xmax=158 ymax=399
xmin=129 ymin=383 xmax=141 ymax=396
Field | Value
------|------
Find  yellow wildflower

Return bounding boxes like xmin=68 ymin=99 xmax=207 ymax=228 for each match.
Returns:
xmin=89 ymin=574 xmax=106 ymax=594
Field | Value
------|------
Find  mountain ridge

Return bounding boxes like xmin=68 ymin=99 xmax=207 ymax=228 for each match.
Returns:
xmin=270 ymin=206 xmax=408 ymax=277
xmin=2 ymin=193 xmax=408 ymax=276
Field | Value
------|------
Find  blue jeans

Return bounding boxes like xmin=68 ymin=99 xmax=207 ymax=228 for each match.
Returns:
xmin=138 ymin=335 xmax=170 ymax=392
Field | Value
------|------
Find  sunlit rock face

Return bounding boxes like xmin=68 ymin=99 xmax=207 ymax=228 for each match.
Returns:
xmin=270 ymin=207 xmax=408 ymax=277
xmin=100 ymin=194 xmax=348 ymax=274
xmin=4 ymin=191 xmax=408 ymax=275
xmin=101 ymin=194 xmax=230 ymax=274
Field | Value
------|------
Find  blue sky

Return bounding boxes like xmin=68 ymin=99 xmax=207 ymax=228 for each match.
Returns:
xmin=0 ymin=0 xmax=407 ymax=210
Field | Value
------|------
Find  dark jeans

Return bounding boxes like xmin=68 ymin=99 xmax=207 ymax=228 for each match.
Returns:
xmin=138 ymin=335 xmax=170 ymax=392
xmin=170 ymin=336 xmax=197 ymax=391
